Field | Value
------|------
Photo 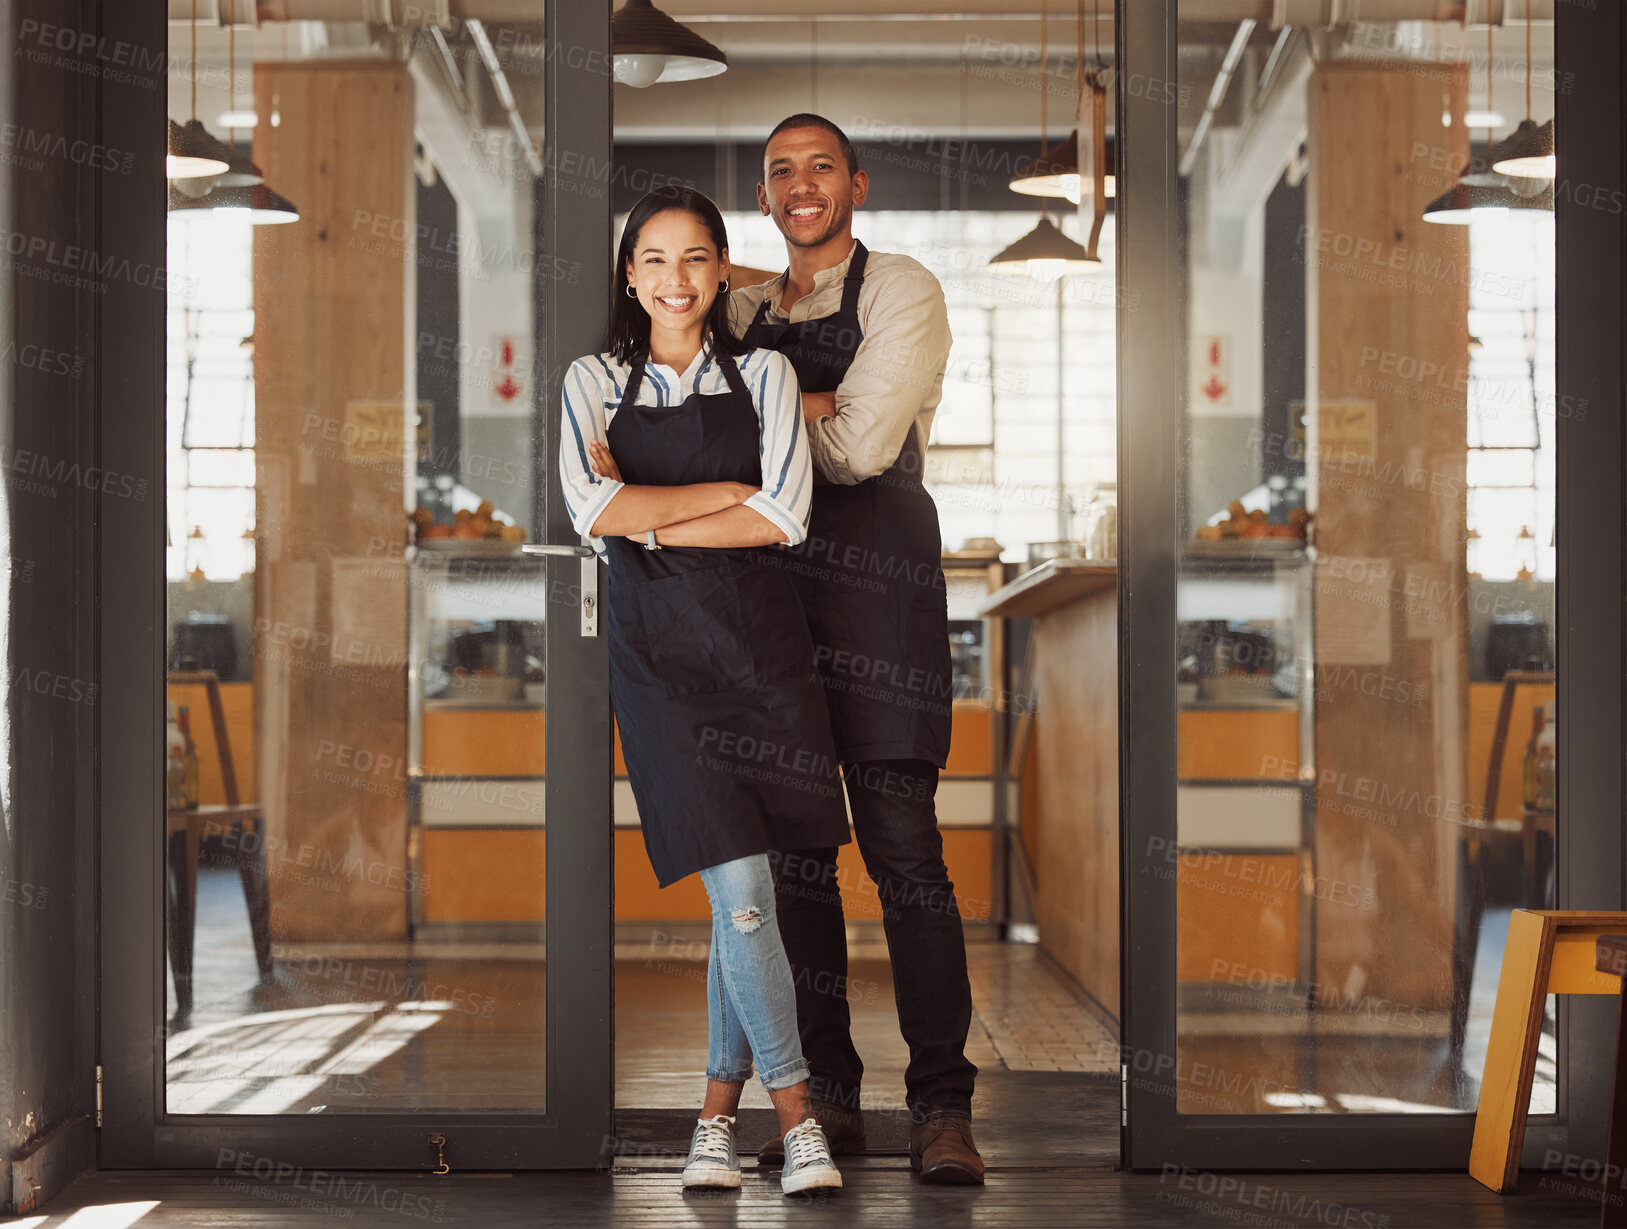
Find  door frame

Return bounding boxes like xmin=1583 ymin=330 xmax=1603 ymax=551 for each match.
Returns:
xmin=1117 ymin=0 xmax=1627 ymax=1169
xmin=97 ymin=0 xmax=615 ymax=1169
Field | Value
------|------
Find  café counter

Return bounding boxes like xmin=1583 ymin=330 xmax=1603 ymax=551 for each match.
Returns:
xmin=980 ymin=558 xmax=1119 ymax=1020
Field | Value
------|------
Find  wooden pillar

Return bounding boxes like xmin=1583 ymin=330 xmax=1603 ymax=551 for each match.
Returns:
xmin=1306 ymin=61 xmax=1470 ymax=1012
xmin=251 ymin=63 xmax=415 ymax=942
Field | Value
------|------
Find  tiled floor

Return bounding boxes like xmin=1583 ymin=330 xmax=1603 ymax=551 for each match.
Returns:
xmin=964 ymin=943 xmax=1118 ymax=1075
xmin=167 ymin=869 xmax=1110 ymax=1117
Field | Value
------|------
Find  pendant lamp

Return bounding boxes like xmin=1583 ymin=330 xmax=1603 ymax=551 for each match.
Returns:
xmin=169 ymin=23 xmax=300 ymax=225
xmin=1422 ymin=181 xmax=1511 ymax=225
xmin=992 ymin=0 xmax=1099 ymax=279
xmin=1489 ymin=118 xmax=1554 ymax=180
xmin=1487 ymin=14 xmax=1554 ymax=180
xmin=167 ymin=1 xmax=229 ymax=178
xmin=1009 ymin=1 xmax=1115 ymax=202
xmin=168 ymin=119 xmax=232 ymax=180
xmin=168 ymin=179 xmax=300 ymax=225
xmin=1423 ymin=22 xmax=1550 ymax=223
xmin=612 ymin=0 xmax=728 ymax=88
xmin=1010 ymin=131 xmax=1117 ymax=204
xmin=989 ymin=213 xmax=1098 ymax=280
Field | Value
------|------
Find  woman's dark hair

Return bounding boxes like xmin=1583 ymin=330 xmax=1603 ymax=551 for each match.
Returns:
xmin=607 ymin=185 xmax=749 ymax=366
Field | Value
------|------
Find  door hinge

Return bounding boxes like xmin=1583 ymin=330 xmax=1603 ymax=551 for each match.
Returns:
xmin=95 ymin=1065 xmax=102 ymax=1127
xmin=1121 ymin=1062 xmax=1128 ymax=1125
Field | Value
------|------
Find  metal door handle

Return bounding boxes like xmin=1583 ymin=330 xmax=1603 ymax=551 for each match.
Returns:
xmin=521 ymin=543 xmax=599 ymax=637
xmin=520 ymin=543 xmax=595 ymax=557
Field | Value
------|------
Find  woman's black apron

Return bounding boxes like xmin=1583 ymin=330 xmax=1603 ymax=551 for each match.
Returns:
xmin=603 ymin=350 xmax=849 ymax=887
xmin=741 ymin=242 xmax=953 ymax=767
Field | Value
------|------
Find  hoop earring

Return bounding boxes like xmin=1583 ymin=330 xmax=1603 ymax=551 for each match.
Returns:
xmin=625 ymin=284 xmax=638 ymax=298
xmin=719 ymin=278 xmax=730 ymax=293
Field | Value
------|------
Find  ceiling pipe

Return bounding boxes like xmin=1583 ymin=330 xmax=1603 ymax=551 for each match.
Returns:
xmin=1181 ymin=0 xmax=1552 ymax=25
xmin=662 ymin=0 xmax=1543 ymax=18
xmin=466 ymin=17 xmax=542 ymax=175
xmin=173 ymin=0 xmax=1554 ymax=25
xmin=165 ymin=0 xmax=538 ymax=26
xmin=1180 ymin=18 xmax=1256 ymax=177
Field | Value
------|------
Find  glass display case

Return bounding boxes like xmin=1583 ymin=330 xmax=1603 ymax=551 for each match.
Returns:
xmin=1174 ymin=545 xmax=1316 ymax=1035
xmin=406 ymin=547 xmax=550 ymax=939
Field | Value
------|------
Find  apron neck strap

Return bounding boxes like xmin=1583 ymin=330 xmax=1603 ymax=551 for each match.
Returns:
xmin=839 ymin=241 xmax=869 ymax=318
xmin=717 ymin=349 xmax=750 ymax=402
xmin=617 ymin=350 xmax=647 ymax=413
xmin=620 ymin=340 xmax=746 ymax=410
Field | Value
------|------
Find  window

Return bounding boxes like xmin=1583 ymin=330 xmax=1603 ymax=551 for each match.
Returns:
xmin=166 ymin=213 xmax=255 ymax=580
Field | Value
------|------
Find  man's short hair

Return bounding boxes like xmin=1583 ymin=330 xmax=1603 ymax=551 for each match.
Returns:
xmin=764 ymin=113 xmax=859 ymax=178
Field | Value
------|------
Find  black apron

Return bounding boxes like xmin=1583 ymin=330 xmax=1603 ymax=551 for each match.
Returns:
xmin=741 ymin=243 xmax=953 ymax=767
xmin=603 ymin=349 xmax=849 ymax=887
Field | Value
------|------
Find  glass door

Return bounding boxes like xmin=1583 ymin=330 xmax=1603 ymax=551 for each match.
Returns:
xmin=1119 ymin=0 xmax=1625 ymax=1168
xmin=100 ymin=0 xmax=614 ymax=1169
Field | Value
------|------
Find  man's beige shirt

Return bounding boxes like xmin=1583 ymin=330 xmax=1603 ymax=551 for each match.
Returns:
xmin=729 ymin=241 xmax=952 ymax=485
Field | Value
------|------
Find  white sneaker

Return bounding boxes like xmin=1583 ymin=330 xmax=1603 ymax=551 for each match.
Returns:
xmin=681 ymin=1115 xmax=740 ymax=1189
xmin=780 ymin=1117 xmax=843 ymax=1196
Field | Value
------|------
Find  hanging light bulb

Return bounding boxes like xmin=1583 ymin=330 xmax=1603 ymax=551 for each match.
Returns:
xmin=611 ymin=0 xmax=728 ymax=88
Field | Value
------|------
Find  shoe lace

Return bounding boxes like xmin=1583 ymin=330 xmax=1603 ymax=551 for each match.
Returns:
xmin=784 ymin=1118 xmax=832 ymax=1170
xmin=690 ymin=1116 xmax=734 ymax=1163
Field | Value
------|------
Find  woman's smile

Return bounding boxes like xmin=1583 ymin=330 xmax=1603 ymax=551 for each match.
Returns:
xmin=655 ymin=293 xmax=700 ymax=315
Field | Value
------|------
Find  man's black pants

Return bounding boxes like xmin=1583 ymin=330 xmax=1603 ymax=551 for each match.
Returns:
xmin=770 ymin=758 xmax=977 ymax=1124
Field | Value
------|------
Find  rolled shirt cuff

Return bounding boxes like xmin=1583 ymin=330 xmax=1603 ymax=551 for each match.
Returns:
xmin=571 ymin=476 xmax=624 ymax=539
xmin=744 ymin=490 xmax=807 ymax=546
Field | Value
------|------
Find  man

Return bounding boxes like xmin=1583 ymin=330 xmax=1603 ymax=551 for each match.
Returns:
xmin=730 ymin=114 xmax=983 ymax=1185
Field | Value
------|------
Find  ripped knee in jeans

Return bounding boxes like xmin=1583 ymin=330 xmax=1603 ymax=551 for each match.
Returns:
xmin=728 ymin=907 xmax=763 ymax=934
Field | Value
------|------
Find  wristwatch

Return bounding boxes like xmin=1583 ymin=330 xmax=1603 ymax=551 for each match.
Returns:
xmin=643 ymin=530 xmax=661 ymax=550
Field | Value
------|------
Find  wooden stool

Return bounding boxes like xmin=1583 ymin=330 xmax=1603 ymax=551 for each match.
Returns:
xmin=1470 ymin=910 xmax=1627 ymax=1194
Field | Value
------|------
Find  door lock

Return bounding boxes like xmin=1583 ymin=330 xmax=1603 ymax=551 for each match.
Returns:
xmin=580 ymin=556 xmax=599 ymax=637
xmin=520 ymin=542 xmax=599 ymax=638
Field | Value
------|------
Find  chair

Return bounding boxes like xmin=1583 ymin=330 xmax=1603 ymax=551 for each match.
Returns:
xmin=166 ymin=670 xmax=273 ymax=1019
xmin=1481 ymin=670 xmax=1557 ymax=908
xmin=1469 ymin=910 xmax=1627 ymax=1196
xmin=1448 ymin=671 xmax=1558 ymax=1057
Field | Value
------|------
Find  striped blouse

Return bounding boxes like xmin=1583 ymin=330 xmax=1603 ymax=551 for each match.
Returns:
xmin=559 ymin=344 xmax=811 ymax=555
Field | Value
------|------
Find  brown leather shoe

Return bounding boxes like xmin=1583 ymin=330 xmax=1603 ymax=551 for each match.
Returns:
xmin=910 ymin=1116 xmax=985 ymax=1185
xmin=755 ymin=1099 xmax=865 ymax=1167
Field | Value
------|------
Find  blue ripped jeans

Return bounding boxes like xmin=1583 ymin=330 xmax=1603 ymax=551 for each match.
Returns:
xmin=697 ymin=853 xmax=811 ymax=1091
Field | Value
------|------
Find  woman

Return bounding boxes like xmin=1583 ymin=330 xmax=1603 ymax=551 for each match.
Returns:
xmin=559 ymin=186 xmax=848 ymax=1196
